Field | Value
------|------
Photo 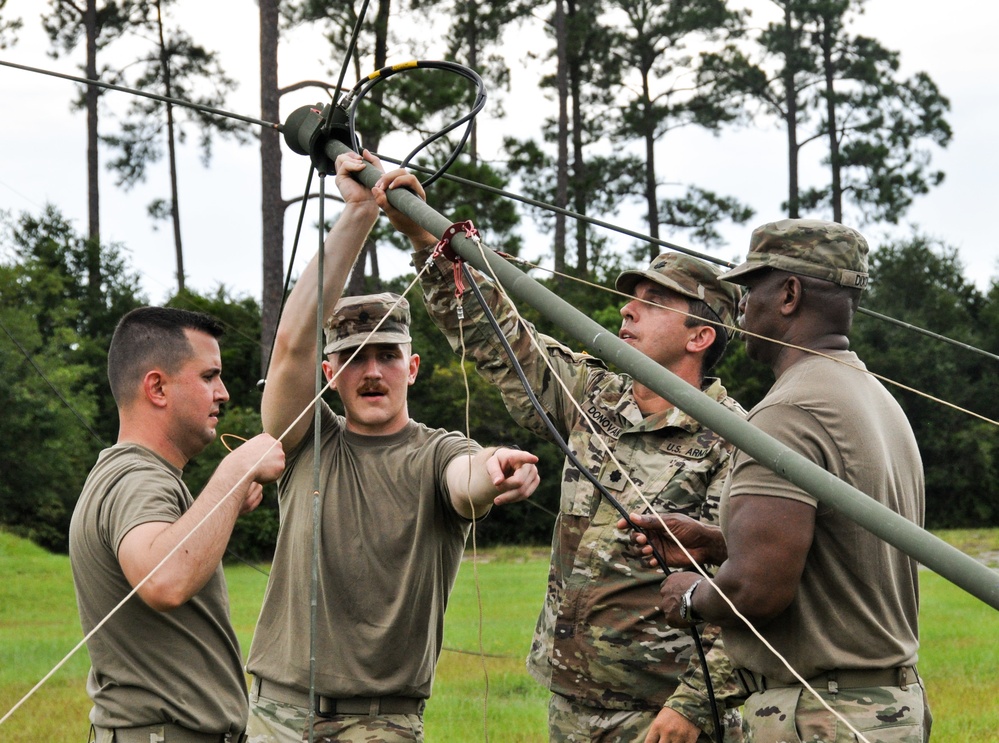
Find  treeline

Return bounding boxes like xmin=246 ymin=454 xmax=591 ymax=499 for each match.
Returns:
xmin=0 ymin=0 xmax=990 ymax=557
xmin=0 ymin=0 xmax=953 ymax=372
xmin=2 ymin=207 xmax=997 ymax=559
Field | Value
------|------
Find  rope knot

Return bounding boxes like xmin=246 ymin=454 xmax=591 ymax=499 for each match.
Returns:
xmin=431 ymin=220 xmax=480 ymax=301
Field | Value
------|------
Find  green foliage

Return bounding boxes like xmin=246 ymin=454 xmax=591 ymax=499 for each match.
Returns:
xmin=0 ymin=304 xmax=99 ymax=551
xmin=102 ymin=42 xmax=247 ymax=184
xmin=712 ymin=337 xmax=771 ymax=412
xmin=99 ymin=0 xmax=249 ymax=240
xmin=851 ymin=235 xmax=999 ymax=528
xmin=486 ymin=136 xmax=647 ymax=280
xmin=607 ymin=0 xmax=754 ymax=253
xmin=800 ymin=12 xmax=952 ymax=223
xmin=181 ymin=404 xmax=281 ymax=564
xmin=0 ymin=0 xmax=22 ymax=49
xmin=0 ymin=206 xmax=283 ymax=556
xmin=699 ymin=0 xmax=950 ymax=223
xmin=408 ymin=0 xmax=535 ymax=101
xmin=162 ymin=289 xmax=275 ymax=562
xmin=499 ymin=1 xmax=756 ymax=272
xmin=42 ymin=0 xmax=145 ymax=56
xmin=0 ymin=206 xmax=145 ymax=550
xmin=167 ymin=287 xmax=265 ymax=409
xmin=657 ymin=185 xmax=755 ymax=251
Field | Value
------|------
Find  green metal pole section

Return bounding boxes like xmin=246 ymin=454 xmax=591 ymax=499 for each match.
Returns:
xmin=311 ymin=133 xmax=999 ymax=612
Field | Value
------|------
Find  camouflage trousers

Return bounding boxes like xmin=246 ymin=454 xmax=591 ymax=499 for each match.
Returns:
xmin=742 ymin=683 xmax=931 ymax=743
xmin=247 ymin=697 xmax=308 ymax=743
xmin=246 ymin=697 xmax=423 ymax=743
xmin=548 ymin=693 xmax=742 ymax=743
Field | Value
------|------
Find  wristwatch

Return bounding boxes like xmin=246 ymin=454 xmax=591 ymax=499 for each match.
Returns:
xmin=679 ymin=578 xmax=704 ymax=623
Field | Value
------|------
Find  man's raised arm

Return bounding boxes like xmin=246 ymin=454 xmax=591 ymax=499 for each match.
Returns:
xmin=261 ymin=150 xmax=384 ymax=450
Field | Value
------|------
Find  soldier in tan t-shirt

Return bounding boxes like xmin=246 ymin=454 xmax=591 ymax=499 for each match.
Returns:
xmin=245 ymin=150 xmax=541 ymax=743
xmin=641 ymin=219 xmax=931 ymax=742
xmin=70 ymin=306 xmax=286 ymax=743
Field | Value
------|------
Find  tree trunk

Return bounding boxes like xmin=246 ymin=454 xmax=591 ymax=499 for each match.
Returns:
xmin=642 ymin=66 xmax=659 ymax=259
xmin=348 ymin=0 xmax=391 ymax=290
xmin=782 ymin=3 xmax=800 ymax=219
xmin=553 ymin=0 xmax=569 ymax=284
xmin=259 ymin=0 xmax=283 ymax=376
xmin=84 ymin=0 xmax=100 ymax=242
xmin=84 ymin=0 xmax=101 ymax=306
xmin=156 ymin=0 xmax=184 ymax=292
xmin=466 ymin=0 xmax=479 ymax=165
xmin=821 ymin=14 xmax=843 ymax=222
xmin=567 ymin=1 xmax=588 ymax=278
xmin=83 ymin=0 xmax=103 ymax=312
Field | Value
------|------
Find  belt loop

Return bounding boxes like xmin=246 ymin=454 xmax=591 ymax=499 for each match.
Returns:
xmin=827 ymin=671 xmax=839 ymax=695
xmin=369 ymin=698 xmax=380 ymax=716
xmin=249 ymin=675 xmax=260 ymax=704
xmin=899 ymin=666 xmax=910 ymax=691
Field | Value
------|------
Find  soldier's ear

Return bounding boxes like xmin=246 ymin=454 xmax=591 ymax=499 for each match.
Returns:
xmin=408 ymin=353 xmax=420 ymax=385
xmin=779 ymin=275 xmax=804 ymax=316
xmin=687 ymin=325 xmax=716 ymax=356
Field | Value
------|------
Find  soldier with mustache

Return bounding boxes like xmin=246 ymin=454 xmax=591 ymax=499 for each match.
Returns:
xmin=245 ymin=150 xmax=541 ymax=743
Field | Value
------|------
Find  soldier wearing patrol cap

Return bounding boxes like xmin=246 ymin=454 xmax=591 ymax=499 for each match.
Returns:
xmin=648 ymin=218 xmax=931 ymax=742
xmin=616 ymin=252 xmax=743 ymax=374
xmin=322 ymin=292 xmax=413 ymax=354
xmin=363 ymin=167 xmax=749 ymax=740
xmin=245 ymin=150 xmax=541 ymax=743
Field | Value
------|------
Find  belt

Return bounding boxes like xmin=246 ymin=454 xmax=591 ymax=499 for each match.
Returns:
xmin=738 ymin=665 xmax=920 ymax=695
xmin=95 ymin=724 xmax=247 ymax=743
xmin=250 ymin=676 xmax=425 ymax=716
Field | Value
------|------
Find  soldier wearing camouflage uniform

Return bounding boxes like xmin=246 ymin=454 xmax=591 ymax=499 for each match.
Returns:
xmin=369 ymin=169 xmax=747 ymax=742
xmin=652 ymin=219 xmax=931 ymax=742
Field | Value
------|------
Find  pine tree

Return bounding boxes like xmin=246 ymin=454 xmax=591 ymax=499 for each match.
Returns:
xmin=608 ymin=0 xmax=753 ymax=256
xmin=100 ymin=0 xmax=249 ymax=293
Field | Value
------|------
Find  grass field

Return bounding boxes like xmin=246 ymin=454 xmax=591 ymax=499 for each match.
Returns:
xmin=1 ymin=531 xmax=996 ymax=741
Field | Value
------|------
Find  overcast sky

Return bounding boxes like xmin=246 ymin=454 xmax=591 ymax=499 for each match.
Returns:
xmin=1 ymin=0 xmax=997 ymax=306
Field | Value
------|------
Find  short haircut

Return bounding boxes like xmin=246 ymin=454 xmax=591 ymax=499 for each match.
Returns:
xmin=684 ymin=298 xmax=729 ymax=373
xmin=107 ymin=306 xmax=225 ymax=406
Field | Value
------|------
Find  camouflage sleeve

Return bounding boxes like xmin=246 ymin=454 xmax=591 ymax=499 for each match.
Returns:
xmin=662 ymin=622 xmax=745 ymax=741
xmin=697 ymin=391 xmax=744 ymax=528
xmin=664 ymin=430 xmax=743 ymax=735
xmin=699 ymin=434 xmax=735 ymax=528
xmin=412 ymin=245 xmax=606 ymax=442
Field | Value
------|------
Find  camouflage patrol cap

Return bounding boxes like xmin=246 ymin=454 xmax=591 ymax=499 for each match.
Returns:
xmin=615 ymin=252 xmax=742 ymax=335
xmin=720 ymin=218 xmax=869 ymax=290
xmin=323 ymin=292 xmax=412 ymax=354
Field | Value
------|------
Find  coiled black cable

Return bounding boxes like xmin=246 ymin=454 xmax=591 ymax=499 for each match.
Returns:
xmin=339 ymin=60 xmax=486 ymax=187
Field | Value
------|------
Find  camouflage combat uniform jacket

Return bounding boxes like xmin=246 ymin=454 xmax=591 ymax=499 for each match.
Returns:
xmin=414 ymin=247 xmax=745 ymax=734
